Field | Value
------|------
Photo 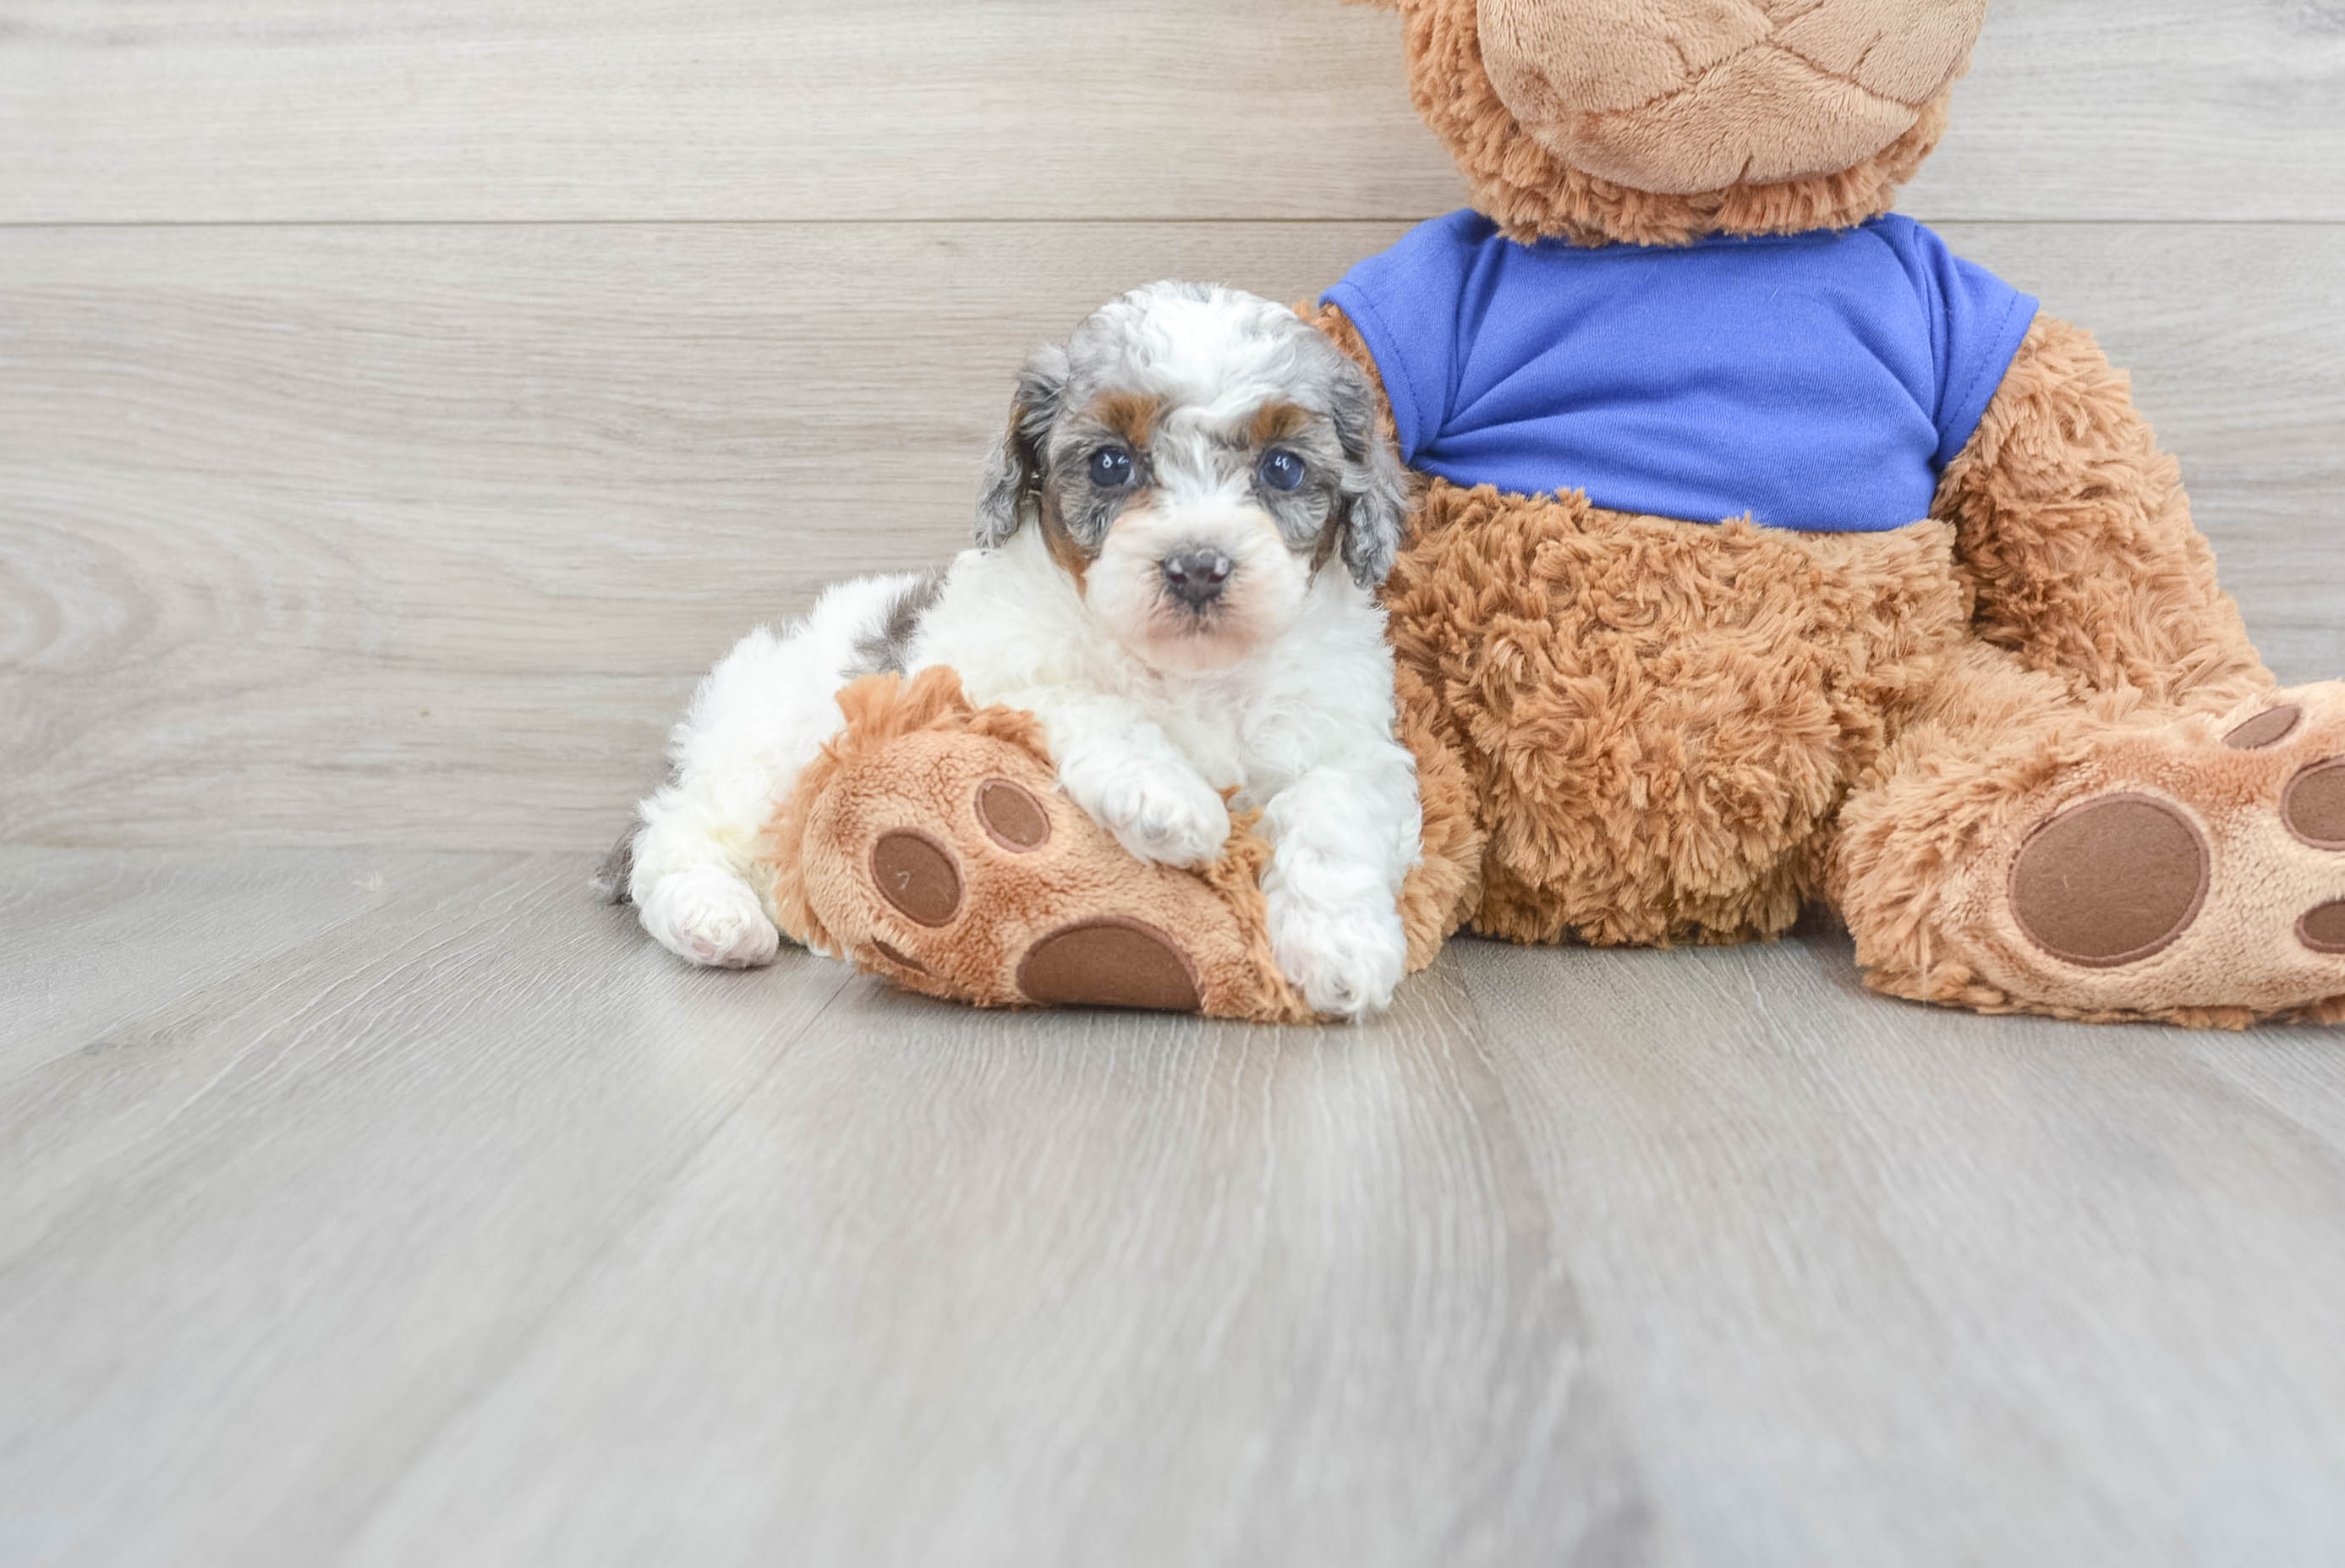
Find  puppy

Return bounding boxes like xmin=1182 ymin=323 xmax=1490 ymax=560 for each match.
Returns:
xmin=611 ymin=281 xmax=1421 ymax=1017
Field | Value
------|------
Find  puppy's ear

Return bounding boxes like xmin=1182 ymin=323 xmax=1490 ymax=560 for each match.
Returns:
xmin=1327 ymin=355 xmax=1411 ymax=588
xmin=976 ymin=343 xmax=1071 ymax=550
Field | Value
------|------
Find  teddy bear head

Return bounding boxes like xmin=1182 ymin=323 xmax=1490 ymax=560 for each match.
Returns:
xmin=1370 ymin=0 xmax=1986 ymax=246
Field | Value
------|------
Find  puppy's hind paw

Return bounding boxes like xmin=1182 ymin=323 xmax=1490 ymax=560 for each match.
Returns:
xmin=1268 ymin=894 xmax=1407 ymax=1019
xmin=640 ymin=868 xmax=781 ymax=969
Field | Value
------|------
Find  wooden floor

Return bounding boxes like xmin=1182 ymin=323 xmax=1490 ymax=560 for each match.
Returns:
xmin=8 ymin=1 xmax=2345 ymax=1562
xmin=5 ymin=847 xmax=2345 ymax=1565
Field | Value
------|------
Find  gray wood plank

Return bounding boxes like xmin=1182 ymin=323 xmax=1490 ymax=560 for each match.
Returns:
xmin=8 ymin=849 xmax=2344 ymax=1566
xmin=0 ymin=0 xmax=1462 ymax=225
xmin=1452 ymin=929 xmax=2345 ymax=1567
xmin=1900 ymin=0 xmax=2345 ymax=224
xmin=3 ymin=221 xmax=2338 ymax=852
xmin=2 ymin=0 xmax=2338 ymax=224
xmin=330 ymin=957 xmax=1663 ymax=1568
xmin=0 ymin=852 xmax=854 ymax=1566
xmin=1948 ymin=224 xmax=2345 ymax=687
xmin=0 ymin=847 xmax=490 ymax=1082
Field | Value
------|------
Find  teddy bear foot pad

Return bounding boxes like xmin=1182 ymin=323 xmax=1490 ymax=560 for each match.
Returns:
xmin=1957 ymin=683 xmax=2345 ymax=1023
xmin=770 ymin=689 xmax=1318 ymax=1023
xmin=862 ymin=813 xmax=1207 ymax=1012
xmin=850 ymin=781 xmax=1217 ymax=1013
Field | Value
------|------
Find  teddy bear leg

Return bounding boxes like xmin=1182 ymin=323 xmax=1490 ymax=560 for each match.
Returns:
xmin=794 ymin=732 xmax=1307 ymax=1021
xmin=1833 ymin=644 xmax=2345 ymax=1026
xmin=761 ymin=668 xmax=1480 ymax=1022
xmin=758 ymin=671 xmax=1323 ymax=1022
xmin=1936 ymin=314 xmax=2271 ymax=714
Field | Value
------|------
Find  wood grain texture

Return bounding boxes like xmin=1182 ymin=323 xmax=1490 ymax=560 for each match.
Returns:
xmin=5 ymin=851 xmax=2345 ymax=1565
xmin=3 ymin=0 xmax=2342 ymax=224
xmin=1450 ymin=929 xmax=2345 ymax=1567
xmin=0 ymin=853 xmax=856 ymax=1565
xmin=0 ymin=0 xmax=1461 ymax=225
xmin=7 ymin=6 xmax=2343 ymax=1563
xmin=4 ymin=221 xmax=2339 ymax=852
xmin=336 ymin=954 xmax=1659 ymax=1568
xmin=0 ymin=846 xmax=485 ymax=1082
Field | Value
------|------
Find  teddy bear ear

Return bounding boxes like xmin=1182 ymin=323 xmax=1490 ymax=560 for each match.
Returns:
xmin=975 ymin=344 xmax=1069 ymax=550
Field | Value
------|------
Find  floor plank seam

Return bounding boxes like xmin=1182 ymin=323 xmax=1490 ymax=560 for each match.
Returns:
xmin=0 ymin=852 xmax=531 ymax=1098
xmin=315 ymin=962 xmax=858 ymax=1565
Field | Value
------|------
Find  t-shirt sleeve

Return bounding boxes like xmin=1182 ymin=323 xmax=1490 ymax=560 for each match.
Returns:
xmin=1888 ymin=217 xmax=2041 ymax=469
xmin=1321 ymin=211 xmax=1487 ymax=465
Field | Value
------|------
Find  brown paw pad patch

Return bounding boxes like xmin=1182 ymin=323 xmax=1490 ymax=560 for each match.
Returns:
xmin=2010 ymin=793 xmax=2211 ymax=968
xmin=2302 ymin=902 xmax=2345 ymax=956
xmin=870 ymin=830 xmax=962 ymax=926
xmin=1016 ymin=918 xmax=1201 ymax=1012
xmin=2283 ymin=759 xmax=2345 ymax=849
xmin=2224 ymin=705 xmax=2304 ymax=750
xmin=976 ymin=779 xmax=1051 ymax=852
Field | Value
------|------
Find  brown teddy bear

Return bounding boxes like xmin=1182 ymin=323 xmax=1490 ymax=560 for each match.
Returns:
xmin=764 ymin=0 xmax=2345 ymax=1028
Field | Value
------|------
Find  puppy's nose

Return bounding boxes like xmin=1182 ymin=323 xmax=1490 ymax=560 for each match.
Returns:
xmin=1160 ymin=548 xmax=1234 ymax=608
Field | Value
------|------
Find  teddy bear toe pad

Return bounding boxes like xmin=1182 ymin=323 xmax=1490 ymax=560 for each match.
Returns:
xmin=975 ymin=780 xmax=1051 ymax=851
xmin=1975 ymin=685 xmax=2345 ymax=1020
xmin=2284 ymin=759 xmax=2345 ymax=848
xmin=870 ymin=830 xmax=963 ymax=926
xmin=2223 ymin=703 xmax=2303 ymax=751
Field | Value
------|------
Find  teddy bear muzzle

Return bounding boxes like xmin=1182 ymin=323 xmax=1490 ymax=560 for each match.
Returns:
xmin=1474 ymin=0 xmax=1987 ymax=194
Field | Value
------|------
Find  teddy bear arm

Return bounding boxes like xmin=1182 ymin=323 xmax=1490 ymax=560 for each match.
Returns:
xmin=1933 ymin=312 xmax=2269 ymax=714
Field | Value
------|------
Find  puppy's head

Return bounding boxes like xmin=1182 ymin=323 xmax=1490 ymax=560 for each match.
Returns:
xmin=975 ymin=282 xmax=1409 ymax=675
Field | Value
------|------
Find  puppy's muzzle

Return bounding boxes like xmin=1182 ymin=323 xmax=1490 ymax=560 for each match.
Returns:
xmin=1160 ymin=546 xmax=1235 ymax=610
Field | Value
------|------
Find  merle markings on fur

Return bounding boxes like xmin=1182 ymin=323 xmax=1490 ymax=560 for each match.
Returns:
xmin=616 ymin=282 xmax=1424 ymax=1017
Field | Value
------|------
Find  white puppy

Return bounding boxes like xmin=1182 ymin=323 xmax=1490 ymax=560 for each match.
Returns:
xmin=607 ymin=282 xmax=1422 ymax=1017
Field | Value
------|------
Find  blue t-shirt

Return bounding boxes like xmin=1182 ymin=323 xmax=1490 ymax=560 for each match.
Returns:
xmin=1323 ymin=211 xmax=2038 ymax=532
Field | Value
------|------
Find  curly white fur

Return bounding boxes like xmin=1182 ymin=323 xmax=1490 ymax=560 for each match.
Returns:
xmin=623 ymin=283 xmax=1422 ymax=1017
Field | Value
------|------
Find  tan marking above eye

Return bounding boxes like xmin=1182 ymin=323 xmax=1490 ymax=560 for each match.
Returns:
xmin=1089 ymin=392 xmax=1165 ymax=448
xmin=1250 ymin=402 xmax=1312 ymax=447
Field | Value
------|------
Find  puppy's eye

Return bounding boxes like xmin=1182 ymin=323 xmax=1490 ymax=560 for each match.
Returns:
xmin=1259 ymin=449 xmax=1307 ymax=493
xmin=1088 ymin=446 xmax=1136 ymax=488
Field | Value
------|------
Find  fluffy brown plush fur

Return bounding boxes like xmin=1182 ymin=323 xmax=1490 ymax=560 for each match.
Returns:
xmin=758 ymin=0 xmax=2340 ymax=1028
xmin=1371 ymin=0 xmax=1964 ymax=246
xmin=1935 ymin=315 xmax=2270 ymax=710
xmin=1305 ymin=289 xmax=2344 ymax=1023
xmin=1830 ymin=660 xmax=2345 ymax=1028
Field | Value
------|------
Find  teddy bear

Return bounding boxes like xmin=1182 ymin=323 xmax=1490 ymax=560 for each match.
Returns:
xmin=754 ymin=0 xmax=2345 ymax=1028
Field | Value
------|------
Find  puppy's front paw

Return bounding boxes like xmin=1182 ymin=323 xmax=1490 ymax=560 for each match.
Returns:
xmin=1267 ymin=890 xmax=1406 ymax=1019
xmin=640 ymin=868 xmax=781 ymax=969
xmin=1062 ymin=752 xmax=1230 ymax=868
